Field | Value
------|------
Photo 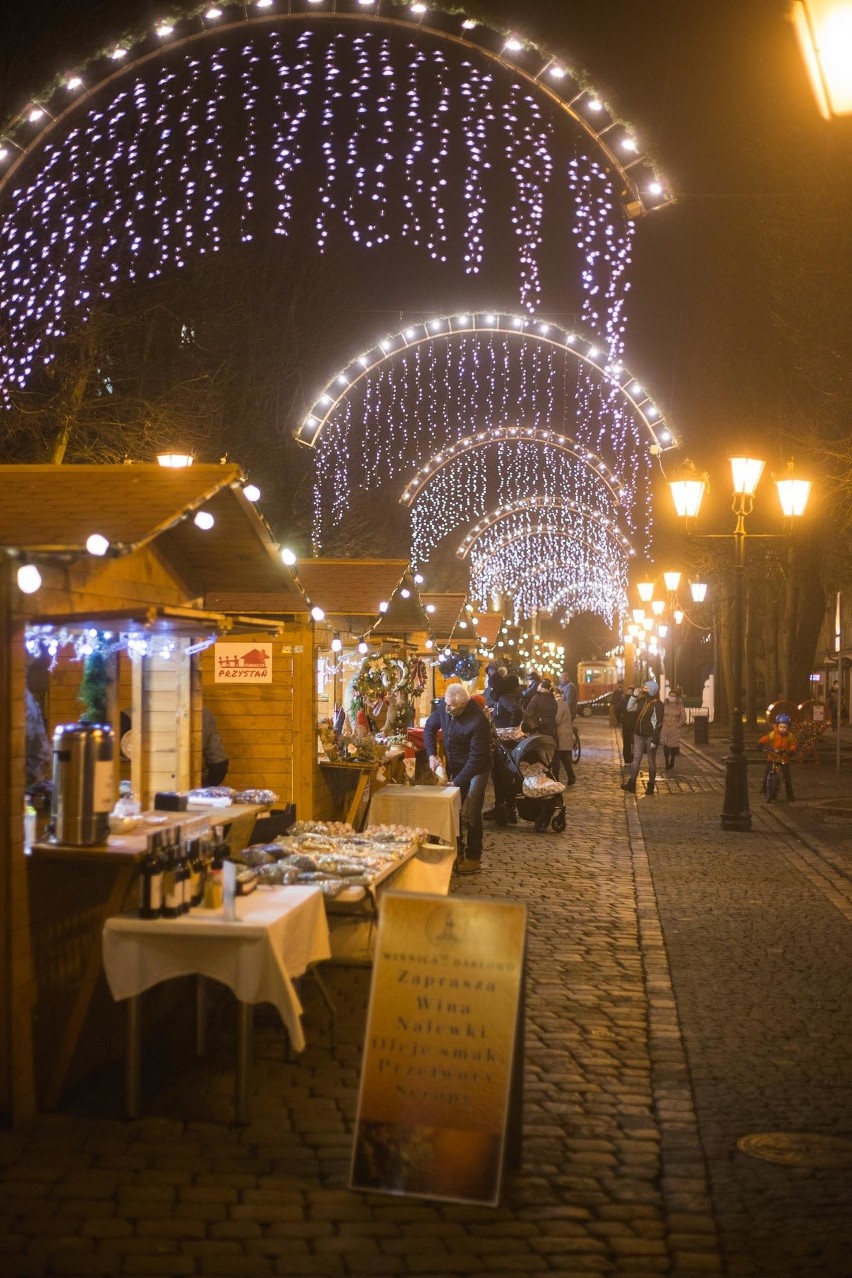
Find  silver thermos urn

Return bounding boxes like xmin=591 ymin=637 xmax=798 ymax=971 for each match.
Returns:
xmin=51 ymin=723 xmax=114 ymax=845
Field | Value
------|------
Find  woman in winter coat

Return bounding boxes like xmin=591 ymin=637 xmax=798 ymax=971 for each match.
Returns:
xmin=493 ymin=674 xmax=524 ymax=728
xmin=554 ymin=696 xmax=576 ymax=786
xmin=522 ymin=678 xmax=558 ymax=739
xmin=659 ymin=687 xmax=686 ymax=771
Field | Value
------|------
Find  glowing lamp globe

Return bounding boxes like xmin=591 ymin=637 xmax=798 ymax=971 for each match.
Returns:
xmin=775 ymin=466 xmax=812 ymax=519
xmin=793 ymin=1 xmax=852 ymax=118
xmin=729 ymin=456 xmax=765 ymax=498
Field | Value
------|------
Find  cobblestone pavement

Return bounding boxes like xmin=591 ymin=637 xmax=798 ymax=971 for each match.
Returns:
xmin=0 ymin=722 xmax=850 ymax=1277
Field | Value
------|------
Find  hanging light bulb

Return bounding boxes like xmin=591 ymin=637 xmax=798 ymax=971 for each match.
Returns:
xmin=193 ymin=511 xmax=215 ymax=530
xmin=17 ymin=563 xmax=42 ymax=594
xmin=358 ymin=641 xmax=369 ymax=655
xmin=331 ymin=636 xmax=342 ymax=653
xmin=280 ymin=547 xmax=297 ymax=566
xmin=85 ymin=533 xmax=110 ymax=556
xmin=243 ymin=483 xmax=261 ymax=502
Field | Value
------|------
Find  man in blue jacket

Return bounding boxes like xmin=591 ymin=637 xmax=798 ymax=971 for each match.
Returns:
xmin=424 ymin=683 xmax=491 ymax=875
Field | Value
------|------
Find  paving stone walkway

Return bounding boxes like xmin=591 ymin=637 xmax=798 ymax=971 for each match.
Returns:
xmin=0 ymin=721 xmax=850 ymax=1277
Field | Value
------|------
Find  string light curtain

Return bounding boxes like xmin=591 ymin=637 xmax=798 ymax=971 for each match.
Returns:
xmin=0 ymin=25 xmax=582 ymax=399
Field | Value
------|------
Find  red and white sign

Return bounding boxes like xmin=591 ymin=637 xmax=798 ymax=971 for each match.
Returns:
xmin=214 ymin=642 xmax=272 ymax=682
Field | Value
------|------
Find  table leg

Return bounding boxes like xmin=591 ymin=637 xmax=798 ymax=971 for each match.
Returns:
xmin=307 ymin=965 xmax=338 ymax=1049
xmin=195 ymin=976 xmax=207 ymax=1058
xmin=235 ymin=1001 xmax=253 ymax=1125
xmin=344 ymin=770 xmax=372 ymax=829
xmin=42 ymin=863 xmax=135 ymax=1111
xmin=125 ymin=995 xmax=141 ymax=1120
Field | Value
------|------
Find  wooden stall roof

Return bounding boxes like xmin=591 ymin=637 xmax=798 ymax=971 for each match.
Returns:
xmin=421 ymin=593 xmax=468 ymax=641
xmin=369 ymin=570 xmax=430 ymax=635
xmin=473 ymin=612 xmax=504 ymax=647
xmin=295 ymin=559 xmax=410 ymax=622
xmin=0 ymin=463 xmax=245 ymax=552
xmin=158 ymin=485 xmax=303 ymax=599
xmin=0 ymin=462 xmax=305 ymax=606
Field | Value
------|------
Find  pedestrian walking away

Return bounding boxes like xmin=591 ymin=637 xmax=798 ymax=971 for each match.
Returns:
xmin=424 ymin=683 xmax=491 ymax=873
xmin=619 ymin=684 xmax=638 ymax=765
xmin=660 ymin=685 xmax=686 ymax=771
xmin=554 ymin=687 xmax=577 ymax=786
xmin=621 ymin=679 xmax=663 ymax=795
xmin=558 ymin=668 xmax=579 ymax=719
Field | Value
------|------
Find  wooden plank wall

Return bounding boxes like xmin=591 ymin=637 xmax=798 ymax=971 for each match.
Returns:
xmin=201 ymin=625 xmax=316 ymax=819
xmin=0 ymin=568 xmax=37 ymax=1123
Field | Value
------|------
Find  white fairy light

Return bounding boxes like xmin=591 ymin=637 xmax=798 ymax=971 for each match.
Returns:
xmin=280 ymin=547 xmax=297 ymax=565
xmin=85 ymin=533 xmax=110 ymax=556
xmin=17 ymin=563 xmax=42 ymax=594
xmin=310 ymin=605 xmax=325 ymax=621
xmin=193 ymin=510 xmax=215 ymax=530
xmin=243 ymin=483 xmax=261 ymax=502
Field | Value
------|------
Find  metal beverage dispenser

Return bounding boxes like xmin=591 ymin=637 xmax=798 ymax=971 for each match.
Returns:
xmin=51 ymin=723 xmax=114 ymax=845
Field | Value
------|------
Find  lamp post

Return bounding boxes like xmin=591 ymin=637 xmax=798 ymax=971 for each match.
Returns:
xmin=793 ymin=1 xmax=852 ymax=119
xmin=669 ymin=457 xmax=812 ymax=832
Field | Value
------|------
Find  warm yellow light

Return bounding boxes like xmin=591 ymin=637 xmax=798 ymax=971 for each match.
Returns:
xmin=673 ymin=609 xmax=685 ymax=625
xmin=775 ymin=465 xmax=812 ymax=519
xmin=157 ymin=452 xmax=194 ymax=468
xmin=669 ymin=472 xmax=707 ymax=519
xmin=632 ymin=608 xmax=646 ymax=624
xmin=636 ymin=580 xmax=655 ymax=603
xmin=690 ymin=581 xmax=708 ymax=604
xmin=793 ymin=1 xmax=852 ymax=119
xmin=730 ymin=456 xmax=765 ymax=497
xmin=651 ymin=600 xmax=665 ymax=617
xmin=657 ymin=623 xmax=669 ymax=638
xmin=663 ymin=570 xmax=681 ymax=592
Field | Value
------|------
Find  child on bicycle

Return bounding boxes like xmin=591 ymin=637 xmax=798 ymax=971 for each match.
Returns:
xmin=757 ymin=713 xmax=797 ymax=801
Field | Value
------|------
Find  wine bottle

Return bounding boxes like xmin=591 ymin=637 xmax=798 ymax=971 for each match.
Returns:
xmin=176 ymin=829 xmax=191 ymax=914
xmin=162 ymin=835 xmax=181 ymax=919
xmin=139 ymin=833 xmax=164 ymax=920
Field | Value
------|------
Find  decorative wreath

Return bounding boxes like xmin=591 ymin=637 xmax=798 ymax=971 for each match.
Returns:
xmin=408 ymin=656 xmax=428 ymax=697
xmin=351 ymin=653 xmax=409 ymax=709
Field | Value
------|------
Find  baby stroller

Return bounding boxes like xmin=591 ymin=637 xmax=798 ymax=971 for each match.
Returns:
xmin=498 ymin=733 xmax=567 ymax=833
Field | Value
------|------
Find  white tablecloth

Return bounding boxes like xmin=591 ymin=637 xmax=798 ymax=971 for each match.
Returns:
xmin=103 ymin=886 xmax=330 ymax=1052
xmin=367 ymin=784 xmax=461 ymax=850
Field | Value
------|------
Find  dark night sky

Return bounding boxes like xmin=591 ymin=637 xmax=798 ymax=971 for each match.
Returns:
xmin=0 ymin=0 xmax=849 ymax=492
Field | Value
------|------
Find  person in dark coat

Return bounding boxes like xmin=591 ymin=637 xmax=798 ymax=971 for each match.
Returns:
xmin=493 ymin=674 xmax=523 ymax=728
xmin=620 ymin=685 xmax=638 ymax=764
xmin=520 ymin=670 xmax=542 ymax=709
xmin=621 ymin=680 xmax=663 ymax=795
xmin=483 ymin=664 xmax=506 ymax=711
xmin=522 ymin=678 xmax=559 ymax=739
xmin=487 ymin=674 xmax=523 ymax=825
xmin=424 ymin=684 xmax=491 ymax=874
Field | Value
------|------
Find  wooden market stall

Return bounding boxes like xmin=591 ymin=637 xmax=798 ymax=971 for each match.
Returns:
xmin=0 ymin=463 xmax=307 ymax=1124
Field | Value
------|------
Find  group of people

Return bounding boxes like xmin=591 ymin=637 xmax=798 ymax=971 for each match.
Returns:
xmin=615 ymin=680 xmax=686 ymax=796
xmin=423 ymin=665 xmax=579 ymax=876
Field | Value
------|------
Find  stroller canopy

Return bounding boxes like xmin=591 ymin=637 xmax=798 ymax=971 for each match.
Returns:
xmin=511 ymin=733 xmax=557 ymax=768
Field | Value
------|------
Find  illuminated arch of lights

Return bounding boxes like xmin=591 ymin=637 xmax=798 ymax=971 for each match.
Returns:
xmin=468 ymin=527 xmax=628 ymax=626
xmin=407 ymin=440 xmax=623 ymax=571
xmin=0 ymin=2 xmax=670 ymax=401
xmin=301 ymin=312 xmax=676 ymax=449
xmin=456 ymin=497 xmax=635 ymax=560
xmin=310 ymin=321 xmax=675 ymax=554
xmin=484 ymin=539 xmax=626 ymax=627
xmin=400 ymin=428 xmax=625 ymax=509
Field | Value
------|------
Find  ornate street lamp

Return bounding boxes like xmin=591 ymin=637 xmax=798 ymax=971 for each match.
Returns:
xmin=669 ymin=457 xmax=811 ymax=832
xmin=793 ymin=1 xmax=852 ymax=119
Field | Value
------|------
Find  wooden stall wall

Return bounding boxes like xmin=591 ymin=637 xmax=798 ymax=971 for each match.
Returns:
xmin=5 ymin=548 xmax=216 ymax=1120
xmin=0 ymin=568 xmax=38 ymax=1123
xmin=201 ymin=625 xmax=315 ymax=820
